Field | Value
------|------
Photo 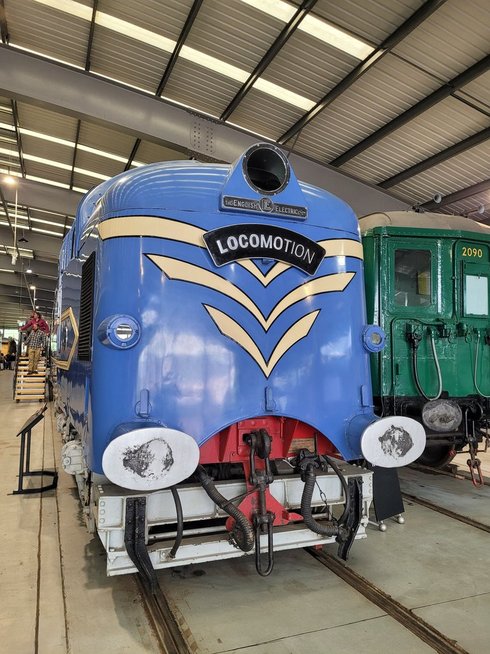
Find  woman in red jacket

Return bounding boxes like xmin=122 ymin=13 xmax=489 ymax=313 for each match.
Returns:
xmin=20 ymin=311 xmax=50 ymax=335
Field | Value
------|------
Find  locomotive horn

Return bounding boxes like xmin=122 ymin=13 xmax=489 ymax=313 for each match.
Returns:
xmin=242 ymin=143 xmax=290 ymax=194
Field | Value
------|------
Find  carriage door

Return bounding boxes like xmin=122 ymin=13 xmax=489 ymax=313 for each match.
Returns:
xmin=456 ymin=241 xmax=490 ymax=397
xmin=455 ymin=241 xmax=490 ymax=320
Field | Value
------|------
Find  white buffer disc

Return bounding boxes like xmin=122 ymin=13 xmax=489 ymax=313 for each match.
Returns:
xmin=360 ymin=416 xmax=426 ymax=468
xmin=102 ymin=427 xmax=200 ymax=490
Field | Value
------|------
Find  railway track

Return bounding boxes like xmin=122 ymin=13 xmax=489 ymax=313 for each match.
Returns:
xmin=307 ymin=548 xmax=469 ymax=654
xmin=135 ymin=575 xmax=195 ymax=654
xmin=409 ymin=462 xmax=490 ymax=487
xmin=401 ymin=492 xmax=490 ymax=534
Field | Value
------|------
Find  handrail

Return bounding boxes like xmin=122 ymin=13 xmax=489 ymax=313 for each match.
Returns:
xmin=12 ymin=329 xmax=21 ymax=401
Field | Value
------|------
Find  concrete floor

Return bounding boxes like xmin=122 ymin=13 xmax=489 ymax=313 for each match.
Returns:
xmin=1 ymin=368 xmax=489 ymax=653
xmin=0 ymin=370 xmax=160 ymax=654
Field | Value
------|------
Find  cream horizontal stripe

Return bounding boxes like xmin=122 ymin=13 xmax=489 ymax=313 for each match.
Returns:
xmin=205 ymin=306 xmax=320 ymax=377
xmin=98 ymin=215 xmax=205 ymax=246
xmin=319 ymin=239 xmax=363 ymax=259
xmin=99 ymin=216 xmax=362 ymax=284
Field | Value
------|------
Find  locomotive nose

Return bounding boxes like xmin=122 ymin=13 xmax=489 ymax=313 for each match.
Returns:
xmin=102 ymin=425 xmax=200 ymax=491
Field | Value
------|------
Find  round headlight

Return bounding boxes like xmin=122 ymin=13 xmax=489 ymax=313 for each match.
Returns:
xmin=362 ymin=325 xmax=385 ymax=353
xmin=98 ymin=315 xmax=141 ymax=349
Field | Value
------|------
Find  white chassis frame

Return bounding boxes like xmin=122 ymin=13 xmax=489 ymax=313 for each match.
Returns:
xmin=86 ymin=463 xmax=373 ymax=576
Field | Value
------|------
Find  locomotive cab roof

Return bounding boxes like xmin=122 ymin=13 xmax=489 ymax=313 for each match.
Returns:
xmin=359 ymin=211 xmax=490 ymax=237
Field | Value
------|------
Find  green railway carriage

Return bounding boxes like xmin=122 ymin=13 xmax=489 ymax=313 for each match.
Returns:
xmin=360 ymin=211 xmax=490 ymax=471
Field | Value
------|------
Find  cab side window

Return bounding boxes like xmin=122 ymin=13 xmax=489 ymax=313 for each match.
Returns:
xmin=394 ymin=249 xmax=432 ymax=307
xmin=464 ymin=274 xmax=488 ymax=316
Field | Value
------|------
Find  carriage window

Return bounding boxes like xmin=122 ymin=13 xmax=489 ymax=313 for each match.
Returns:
xmin=464 ymin=275 xmax=488 ymax=316
xmin=394 ymin=249 xmax=432 ymax=306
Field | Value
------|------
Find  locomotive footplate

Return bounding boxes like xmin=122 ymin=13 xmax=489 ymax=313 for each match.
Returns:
xmin=93 ymin=462 xmax=372 ymax=577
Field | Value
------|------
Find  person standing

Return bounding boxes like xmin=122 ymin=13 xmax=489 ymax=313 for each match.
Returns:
xmin=20 ymin=311 xmax=50 ymax=335
xmin=25 ymin=324 xmax=46 ymax=375
xmin=6 ymin=337 xmax=16 ymax=369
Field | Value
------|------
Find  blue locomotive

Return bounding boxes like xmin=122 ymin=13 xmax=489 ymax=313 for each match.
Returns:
xmin=54 ymin=144 xmax=424 ymax=581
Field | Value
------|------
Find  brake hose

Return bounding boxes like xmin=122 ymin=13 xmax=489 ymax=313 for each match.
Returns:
xmin=300 ymin=455 xmax=350 ymax=537
xmin=474 ymin=331 xmax=490 ymax=398
xmin=413 ymin=331 xmax=442 ymax=401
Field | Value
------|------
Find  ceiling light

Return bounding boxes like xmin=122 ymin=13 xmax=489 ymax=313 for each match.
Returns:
xmin=26 ymin=268 xmax=33 ymax=273
xmin=0 ymin=122 xmax=144 ymax=167
xmin=30 ymin=0 xmax=315 ymax=110
xmin=239 ymin=0 xmax=374 ymax=59
xmin=30 ymin=285 xmax=36 ymax=290
xmin=31 ymin=227 xmax=64 ymax=237
xmin=3 ymin=173 xmax=18 ymax=186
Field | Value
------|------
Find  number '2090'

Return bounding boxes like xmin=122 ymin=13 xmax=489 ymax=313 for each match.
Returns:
xmin=462 ymin=246 xmax=483 ymax=258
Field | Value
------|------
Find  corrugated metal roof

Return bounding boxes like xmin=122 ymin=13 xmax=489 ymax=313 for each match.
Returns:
xmin=393 ymin=0 xmax=490 ymax=81
xmin=21 ymin=134 xmax=74 ymax=167
xmin=390 ymin=141 xmax=490 ymax=203
xmin=183 ymin=0 xmax=284 ymax=73
xmin=25 ymin=160 xmax=71 ymax=186
xmin=456 ymin=70 xmax=490 ymax=110
xmin=17 ymin=103 xmax=79 ymax=141
xmin=314 ymin=0 xmax=425 ymax=44
xmin=4 ymin=0 xmax=90 ymax=69
xmin=78 ymin=122 xmax=135 ymax=159
xmin=89 ymin=27 xmax=169 ymax=93
xmin=226 ymin=88 xmax=306 ymax=141
xmin=339 ymin=97 xmax=490 ymax=184
xmin=162 ymin=57 xmax=243 ymax=118
xmin=260 ymin=30 xmax=359 ymax=101
xmin=75 ymin=150 xmax=123 ymax=179
xmin=294 ymin=53 xmax=441 ymax=162
xmin=135 ymin=141 xmax=188 ymax=165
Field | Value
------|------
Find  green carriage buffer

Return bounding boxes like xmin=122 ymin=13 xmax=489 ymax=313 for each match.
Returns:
xmin=360 ymin=211 xmax=490 ymax=465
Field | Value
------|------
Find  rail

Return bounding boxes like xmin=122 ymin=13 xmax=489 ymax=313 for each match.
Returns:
xmin=135 ymin=576 xmax=194 ymax=654
xmin=307 ymin=548 xmax=469 ymax=654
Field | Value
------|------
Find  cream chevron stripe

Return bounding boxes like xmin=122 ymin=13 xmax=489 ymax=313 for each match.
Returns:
xmin=204 ymin=306 xmax=321 ymax=377
xmin=267 ymin=272 xmax=354 ymax=326
xmin=148 ymin=254 xmax=269 ymax=329
xmin=99 ymin=216 xmax=363 ymax=285
xmin=148 ymin=254 xmax=354 ymax=331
